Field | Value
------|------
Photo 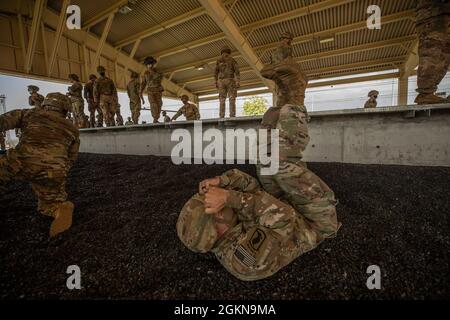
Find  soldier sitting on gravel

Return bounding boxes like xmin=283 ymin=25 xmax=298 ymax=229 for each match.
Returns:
xmin=0 ymin=93 xmax=80 ymax=237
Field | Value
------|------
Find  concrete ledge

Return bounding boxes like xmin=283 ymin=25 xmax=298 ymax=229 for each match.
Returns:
xmin=79 ymin=104 xmax=450 ymax=167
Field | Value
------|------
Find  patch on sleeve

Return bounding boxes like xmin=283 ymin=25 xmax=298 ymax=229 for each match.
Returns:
xmin=235 ymin=245 xmax=256 ymax=268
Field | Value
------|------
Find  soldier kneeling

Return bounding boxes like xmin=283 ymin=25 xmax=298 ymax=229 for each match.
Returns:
xmin=177 ymin=169 xmax=326 ymax=281
xmin=0 ymin=93 xmax=80 ymax=237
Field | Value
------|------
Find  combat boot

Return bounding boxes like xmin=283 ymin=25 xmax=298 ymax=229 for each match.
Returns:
xmin=49 ymin=201 xmax=74 ymax=237
xmin=415 ymin=93 xmax=448 ymax=105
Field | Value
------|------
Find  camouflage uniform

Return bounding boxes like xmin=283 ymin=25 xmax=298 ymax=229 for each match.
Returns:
xmin=364 ymin=90 xmax=379 ymax=108
xmin=93 ymin=66 xmax=118 ymax=127
xmin=67 ymin=78 xmax=86 ymax=128
xmin=84 ymin=76 xmax=103 ymax=127
xmin=177 ymin=169 xmax=322 ymax=281
xmin=0 ymin=131 xmax=5 ymax=150
xmin=127 ymin=73 xmax=141 ymax=124
xmin=172 ymin=103 xmax=200 ymax=121
xmin=141 ymin=64 xmax=164 ymax=123
xmin=28 ymin=85 xmax=44 ymax=108
xmin=215 ymin=47 xmax=240 ymax=118
xmin=415 ymin=0 xmax=450 ymax=104
xmin=163 ymin=114 xmax=171 ymax=123
xmin=0 ymin=93 xmax=80 ymax=237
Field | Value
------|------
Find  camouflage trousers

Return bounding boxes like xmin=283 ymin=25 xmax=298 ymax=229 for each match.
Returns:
xmin=0 ymin=132 xmax=5 ymax=150
xmin=416 ymin=17 xmax=450 ymax=94
xmin=180 ymin=190 xmax=320 ymax=281
xmin=257 ymin=161 xmax=340 ymax=240
xmin=87 ymin=100 xmax=103 ymax=127
xmin=218 ymin=78 xmax=237 ymax=118
xmin=148 ymin=91 xmax=162 ymax=123
xmin=71 ymin=98 xmax=87 ymax=128
xmin=130 ymin=99 xmax=141 ymax=124
xmin=99 ymin=95 xmax=117 ymax=127
xmin=115 ymin=104 xmax=124 ymax=126
xmin=0 ymin=153 xmax=68 ymax=217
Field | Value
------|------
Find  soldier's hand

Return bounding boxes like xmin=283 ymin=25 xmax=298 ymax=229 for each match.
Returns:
xmin=204 ymin=187 xmax=229 ymax=214
xmin=199 ymin=176 xmax=220 ymax=195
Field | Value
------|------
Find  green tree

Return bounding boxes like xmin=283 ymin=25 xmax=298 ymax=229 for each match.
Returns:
xmin=242 ymin=96 xmax=268 ymax=116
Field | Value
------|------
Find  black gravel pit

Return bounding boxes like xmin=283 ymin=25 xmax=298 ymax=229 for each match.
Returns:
xmin=0 ymin=153 xmax=449 ymax=300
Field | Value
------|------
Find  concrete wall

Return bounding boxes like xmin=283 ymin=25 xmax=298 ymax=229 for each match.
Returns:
xmin=79 ymin=104 xmax=450 ymax=167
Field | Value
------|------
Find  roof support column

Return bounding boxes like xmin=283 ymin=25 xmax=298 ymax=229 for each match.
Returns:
xmin=25 ymin=0 xmax=46 ymax=73
xmin=398 ymin=40 xmax=419 ymax=106
xmin=48 ymin=0 xmax=70 ymax=76
xmin=398 ymin=68 xmax=409 ymax=106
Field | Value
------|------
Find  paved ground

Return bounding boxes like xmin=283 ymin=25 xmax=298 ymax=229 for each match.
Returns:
xmin=0 ymin=153 xmax=449 ymax=299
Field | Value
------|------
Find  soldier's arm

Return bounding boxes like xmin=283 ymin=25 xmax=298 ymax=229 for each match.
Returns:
xmin=172 ymin=107 xmax=183 ymax=121
xmin=93 ymin=81 xmax=99 ymax=102
xmin=68 ymin=136 xmax=80 ymax=167
xmin=233 ymin=59 xmax=240 ymax=82
xmin=0 ymin=110 xmax=26 ymax=132
xmin=214 ymin=61 xmax=219 ymax=82
xmin=140 ymin=73 xmax=147 ymax=97
xmin=218 ymin=169 xmax=261 ymax=193
xmin=83 ymin=85 xmax=89 ymax=100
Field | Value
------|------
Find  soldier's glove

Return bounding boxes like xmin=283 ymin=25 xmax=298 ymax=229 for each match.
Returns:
xmin=199 ymin=176 xmax=220 ymax=195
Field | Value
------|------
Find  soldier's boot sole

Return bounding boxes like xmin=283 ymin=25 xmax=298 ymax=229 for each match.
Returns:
xmin=49 ymin=201 xmax=74 ymax=237
xmin=415 ymin=93 xmax=449 ymax=105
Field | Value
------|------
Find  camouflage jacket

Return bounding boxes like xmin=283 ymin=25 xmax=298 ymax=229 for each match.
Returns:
xmin=211 ymin=169 xmax=320 ymax=280
xmin=93 ymin=76 xmax=117 ymax=100
xmin=127 ymin=78 xmax=141 ymax=102
xmin=29 ymin=93 xmax=44 ymax=108
xmin=172 ymin=103 xmax=200 ymax=121
xmin=214 ymin=57 xmax=240 ymax=81
xmin=142 ymin=69 xmax=163 ymax=92
xmin=0 ymin=108 xmax=80 ymax=173
xmin=83 ymin=81 xmax=95 ymax=102
xmin=416 ymin=0 xmax=450 ymax=25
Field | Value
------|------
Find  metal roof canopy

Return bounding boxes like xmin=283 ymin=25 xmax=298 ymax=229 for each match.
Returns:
xmin=0 ymin=0 xmax=423 ymax=105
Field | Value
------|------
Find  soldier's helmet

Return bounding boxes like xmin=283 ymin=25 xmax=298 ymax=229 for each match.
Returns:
xmin=176 ymin=196 xmax=219 ymax=253
xmin=89 ymin=74 xmax=97 ymax=80
xmin=97 ymin=65 xmax=106 ymax=73
xmin=280 ymin=31 xmax=293 ymax=40
xmin=130 ymin=71 xmax=139 ymax=78
xmin=368 ymin=90 xmax=379 ymax=98
xmin=68 ymin=73 xmax=79 ymax=81
xmin=180 ymin=94 xmax=189 ymax=100
xmin=221 ymin=46 xmax=232 ymax=54
xmin=27 ymin=85 xmax=40 ymax=92
xmin=143 ymin=56 xmax=157 ymax=65
xmin=42 ymin=92 xmax=72 ymax=112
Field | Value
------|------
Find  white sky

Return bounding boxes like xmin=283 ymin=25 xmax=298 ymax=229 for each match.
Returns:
xmin=1 ymin=71 xmax=449 ymax=122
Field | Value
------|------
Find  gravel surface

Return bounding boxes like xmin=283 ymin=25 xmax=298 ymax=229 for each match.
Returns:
xmin=0 ymin=153 xmax=449 ymax=300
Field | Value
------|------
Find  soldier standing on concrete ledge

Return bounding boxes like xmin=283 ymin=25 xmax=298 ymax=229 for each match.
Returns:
xmin=127 ymin=71 xmax=141 ymax=124
xmin=415 ymin=0 xmax=450 ymax=105
xmin=215 ymin=46 xmax=240 ymax=118
xmin=141 ymin=56 xmax=164 ymax=123
xmin=84 ymin=74 xmax=103 ymax=128
xmin=94 ymin=66 xmax=118 ymax=127
xmin=0 ymin=93 xmax=80 ymax=237
xmin=172 ymin=95 xmax=200 ymax=121
xmin=67 ymin=74 xmax=86 ymax=128
xmin=27 ymin=85 xmax=44 ymax=109
xmin=364 ymin=90 xmax=379 ymax=108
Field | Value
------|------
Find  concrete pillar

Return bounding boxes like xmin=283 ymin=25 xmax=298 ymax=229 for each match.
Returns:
xmin=398 ymin=70 xmax=409 ymax=106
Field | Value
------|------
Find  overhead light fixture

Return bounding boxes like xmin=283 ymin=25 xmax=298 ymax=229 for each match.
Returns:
xmin=119 ymin=1 xmax=136 ymax=14
xmin=195 ymin=64 xmax=207 ymax=71
xmin=319 ymin=37 xmax=335 ymax=44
